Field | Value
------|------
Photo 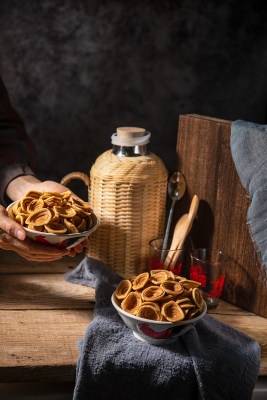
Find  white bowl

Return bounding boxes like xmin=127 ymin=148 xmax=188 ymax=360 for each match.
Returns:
xmin=6 ymin=201 xmax=99 ymax=250
xmin=111 ymin=292 xmax=207 ymax=345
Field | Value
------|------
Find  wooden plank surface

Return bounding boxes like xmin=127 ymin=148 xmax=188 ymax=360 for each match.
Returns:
xmin=0 ymin=253 xmax=266 ymax=382
xmin=209 ymin=302 xmax=267 ymax=376
xmin=0 ymin=310 xmax=93 ymax=382
xmin=0 ymin=252 xmax=95 ymax=382
xmin=0 ymin=274 xmax=95 ymax=309
xmin=0 ymin=251 xmax=93 ymax=382
xmin=0 ymin=310 xmax=93 ymax=366
xmin=0 ymin=249 xmax=84 ymax=274
xmin=176 ymin=114 xmax=267 ymax=318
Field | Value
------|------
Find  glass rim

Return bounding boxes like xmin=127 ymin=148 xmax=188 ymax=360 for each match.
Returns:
xmin=149 ymin=238 xmax=184 ymax=252
xmin=190 ymin=248 xmax=228 ymax=264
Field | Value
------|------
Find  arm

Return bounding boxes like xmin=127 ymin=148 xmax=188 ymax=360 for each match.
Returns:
xmin=0 ymin=77 xmax=88 ymax=259
xmin=0 ymin=75 xmax=36 ymax=206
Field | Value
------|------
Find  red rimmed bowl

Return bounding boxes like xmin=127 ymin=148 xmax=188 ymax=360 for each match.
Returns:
xmin=6 ymin=201 xmax=99 ymax=250
xmin=111 ymin=292 xmax=207 ymax=345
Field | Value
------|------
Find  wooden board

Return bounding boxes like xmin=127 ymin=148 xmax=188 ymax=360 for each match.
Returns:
xmin=175 ymin=114 xmax=267 ymax=318
xmin=210 ymin=301 xmax=267 ymax=376
xmin=0 ymin=249 xmax=84 ymax=274
xmin=1 ymin=289 xmax=266 ymax=381
xmin=0 ymin=239 xmax=266 ymax=382
xmin=0 ymin=272 xmax=94 ymax=382
xmin=0 ymin=310 xmax=93 ymax=382
xmin=0 ymin=260 xmax=266 ymax=381
xmin=0 ymin=274 xmax=95 ymax=309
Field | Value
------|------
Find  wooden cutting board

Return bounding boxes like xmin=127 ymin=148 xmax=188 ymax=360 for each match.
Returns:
xmin=175 ymin=114 xmax=267 ymax=318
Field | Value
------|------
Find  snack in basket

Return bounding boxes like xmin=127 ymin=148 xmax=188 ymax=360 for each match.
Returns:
xmin=115 ymin=269 xmax=204 ymax=322
xmin=8 ymin=190 xmax=94 ymax=234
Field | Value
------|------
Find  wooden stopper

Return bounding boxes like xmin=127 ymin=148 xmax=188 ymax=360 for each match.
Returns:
xmin=116 ymin=127 xmax=146 ymax=138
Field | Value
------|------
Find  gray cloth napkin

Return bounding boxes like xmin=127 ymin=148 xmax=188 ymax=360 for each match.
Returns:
xmin=65 ymin=257 xmax=260 ymax=400
xmin=231 ymin=120 xmax=267 ymax=272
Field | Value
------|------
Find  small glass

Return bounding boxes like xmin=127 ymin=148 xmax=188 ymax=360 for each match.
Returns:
xmin=148 ymin=238 xmax=188 ymax=276
xmin=190 ymin=248 xmax=229 ymax=310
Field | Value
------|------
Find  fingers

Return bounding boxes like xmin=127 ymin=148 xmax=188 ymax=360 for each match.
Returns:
xmin=0 ymin=232 xmax=67 ymax=257
xmin=73 ymin=244 xmax=84 ymax=253
xmin=81 ymin=238 xmax=89 ymax=247
xmin=0 ymin=205 xmax=26 ymax=240
xmin=67 ymin=249 xmax=76 ymax=257
xmin=66 ymin=237 xmax=89 ymax=257
xmin=0 ymin=201 xmax=89 ymax=261
xmin=14 ymin=249 xmax=65 ymax=261
xmin=0 ymin=204 xmax=68 ymax=261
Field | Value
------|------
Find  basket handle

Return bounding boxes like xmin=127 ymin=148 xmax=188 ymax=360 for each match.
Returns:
xmin=60 ymin=171 xmax=90 ymax=187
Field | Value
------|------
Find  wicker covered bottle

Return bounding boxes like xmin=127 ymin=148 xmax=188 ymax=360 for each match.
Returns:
xmin=87 ymin=127 xmax=168 ymax=278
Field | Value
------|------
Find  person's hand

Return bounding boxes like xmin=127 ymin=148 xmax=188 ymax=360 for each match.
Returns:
xmin=6 ymin=175 xmax=79 ymax=201
xmin=65 ymin=237 xmax=89 ymax=257
xmin=4 ymin=175 xmax=89 ymax=259
xmin=0 ymin=204 xmax=69 ymax=261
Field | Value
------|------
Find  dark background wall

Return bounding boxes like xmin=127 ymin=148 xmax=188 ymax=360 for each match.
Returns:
xmin=0 ymin=0 xmax=266 ymax=198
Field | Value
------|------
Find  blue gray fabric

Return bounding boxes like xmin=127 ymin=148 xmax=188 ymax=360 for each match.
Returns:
xmin=231 ymin=120 xmax=267 ymax=272
xmin=65 ymin=257 xmax=260 ymax=400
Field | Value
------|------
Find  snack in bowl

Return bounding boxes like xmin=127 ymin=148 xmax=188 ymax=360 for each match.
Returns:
xmin=6 ymin=191 xmax=99 ymax=249
xmin=112 ymin=269 xmax=207 ymax=345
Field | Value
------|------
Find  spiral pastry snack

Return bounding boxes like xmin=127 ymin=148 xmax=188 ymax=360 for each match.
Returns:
xmin=8 ymin=190 xmax=94 ymax=234
xmin=115 ymin=269 xmax=204 ymax=322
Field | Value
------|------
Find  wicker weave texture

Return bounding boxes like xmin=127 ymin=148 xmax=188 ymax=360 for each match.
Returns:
xmin=86 ymin=150 xmax=168 ymax=278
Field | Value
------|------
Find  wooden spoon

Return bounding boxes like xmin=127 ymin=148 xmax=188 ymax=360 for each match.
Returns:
xmin=163 ymin=213 xmax=189 ymax=269
xmin=168 ymin=195 xmax=199 ymax=269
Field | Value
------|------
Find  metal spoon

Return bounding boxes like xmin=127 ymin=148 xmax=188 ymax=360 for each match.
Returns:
xmin=160 ymin=172 xmax=186 ymax=262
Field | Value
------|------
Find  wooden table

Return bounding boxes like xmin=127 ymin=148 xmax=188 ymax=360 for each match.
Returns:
xmin=0 ymin=249 xmax=266 ymax=383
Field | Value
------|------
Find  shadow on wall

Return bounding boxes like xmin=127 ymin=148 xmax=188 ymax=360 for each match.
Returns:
xmin=0 ymin=0 xmax=266 ymax=197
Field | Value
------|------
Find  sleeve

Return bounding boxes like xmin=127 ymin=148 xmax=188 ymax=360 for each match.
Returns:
xmin=0 ymin=75 xmax=36 ymax=205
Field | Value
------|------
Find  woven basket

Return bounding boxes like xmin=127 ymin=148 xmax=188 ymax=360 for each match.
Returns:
xmin=61 ymin=151 xmax=167 ymax=278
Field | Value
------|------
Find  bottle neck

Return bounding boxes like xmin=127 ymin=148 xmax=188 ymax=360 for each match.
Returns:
xmin=112 ymin=144 xmax=149 ymax=157
xmin=111 ymin=131 xmax=151 ymax=157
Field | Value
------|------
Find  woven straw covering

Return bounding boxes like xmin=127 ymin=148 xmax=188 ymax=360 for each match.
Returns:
xmin=87 ymin=150 xmax=167 ymax=278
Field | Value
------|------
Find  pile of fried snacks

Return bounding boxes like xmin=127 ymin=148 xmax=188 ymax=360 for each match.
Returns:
xmin=115 ymin=270 xmax=204 ymax=322
xmin=8 ymin=190 xmax=94 ymax=234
